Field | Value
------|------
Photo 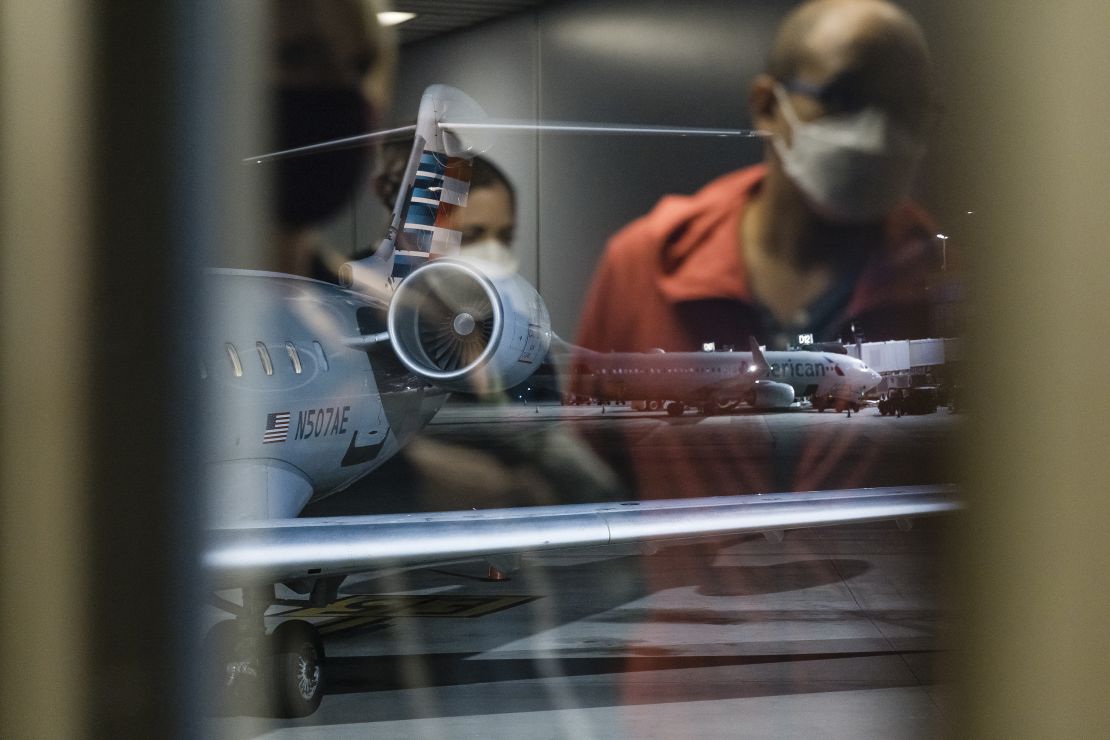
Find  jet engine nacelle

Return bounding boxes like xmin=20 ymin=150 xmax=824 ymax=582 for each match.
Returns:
xmin=387 ymin=258 xmax=552 ymax=394
xmin=749 ymin=379 xmax=796 ymax=409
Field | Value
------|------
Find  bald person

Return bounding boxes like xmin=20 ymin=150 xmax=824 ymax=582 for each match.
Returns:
xmin=576 ymin=0 xmax=940 ymax=352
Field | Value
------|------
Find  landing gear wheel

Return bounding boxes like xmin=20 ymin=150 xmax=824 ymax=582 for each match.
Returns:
xmin=270 ymin=620 xmax=325 ymax=718
xmin=647 ymin=399 xmax=661 ymax=411
xmin=665 ymin=401 xmax=685 ymax=417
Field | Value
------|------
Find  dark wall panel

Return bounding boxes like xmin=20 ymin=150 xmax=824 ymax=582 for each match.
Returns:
xmin=535 ymin=0 xmax=788 ymax=337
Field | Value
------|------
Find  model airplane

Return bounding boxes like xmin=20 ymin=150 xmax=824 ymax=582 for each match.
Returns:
xmin=205 ymin=85 xmax=957 ymax=717
xmin=559 ymin=337 xmax=882 ymax=414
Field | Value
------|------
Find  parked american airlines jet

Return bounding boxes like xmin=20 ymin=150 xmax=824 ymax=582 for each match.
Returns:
xmin=562 ymin=338 xmax=881 ymax=415
xmin=204 ymin=85 xmax=956 ymax=717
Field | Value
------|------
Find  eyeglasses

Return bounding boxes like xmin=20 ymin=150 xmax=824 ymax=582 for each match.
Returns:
xmin=781 ymin=77 xmax=866 ymax=113
xmin=779 ymin=75 xmax=943 ymax=135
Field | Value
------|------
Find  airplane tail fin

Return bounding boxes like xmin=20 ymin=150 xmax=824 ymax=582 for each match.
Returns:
xmin=748 ymin=336 xmax=771 ymax=375
xmin=341 ymin=85 xmax=492 ymax=291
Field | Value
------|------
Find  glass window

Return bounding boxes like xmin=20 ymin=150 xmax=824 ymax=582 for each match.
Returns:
xmin=313 ymin=340 xmax=328 ymax=371
xmin=286 ymin=342 xmax=302 ymax=374
xmin=256 ymin=342 xmax=273 ymax=376
xmin=225 ymin=343 xmax=242 ymax=378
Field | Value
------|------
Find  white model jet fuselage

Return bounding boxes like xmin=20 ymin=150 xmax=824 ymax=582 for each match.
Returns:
xmin=205 ymin=269 xmax=447 ymax=521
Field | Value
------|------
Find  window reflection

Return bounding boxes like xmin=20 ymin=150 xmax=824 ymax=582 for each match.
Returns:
xmin=225 ymin=343 xmax=242 ymax=378
xmin=202 ymin=1 xmax=962 ymax=736
xmin=285 ymin=341 xmax=302 ymax=374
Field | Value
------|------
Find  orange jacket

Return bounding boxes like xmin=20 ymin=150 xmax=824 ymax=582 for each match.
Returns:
xmin=575 ymin=165 xmax=940 ymax=353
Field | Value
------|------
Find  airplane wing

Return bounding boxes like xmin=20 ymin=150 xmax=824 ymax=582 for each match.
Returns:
xmin=205 ymin=484 xmax=958 ymax=587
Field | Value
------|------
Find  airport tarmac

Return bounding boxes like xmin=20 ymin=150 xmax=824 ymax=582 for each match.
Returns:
xmin=211 ymin=403 xmax=960 ymax=739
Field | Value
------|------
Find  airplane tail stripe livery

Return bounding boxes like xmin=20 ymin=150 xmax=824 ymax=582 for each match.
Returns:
xmin=392 ymin=149 xmax=472 ymax=279
xmin=387 ymin=89 xmax=482 ymax=279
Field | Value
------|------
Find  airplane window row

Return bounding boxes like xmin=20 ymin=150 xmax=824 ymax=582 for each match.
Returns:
xmin=257 ymin=342 xmax=274 ymax=376
xmin=287 ymin=343 xmax=303 ymax=375
xmin=201 ymin=341 xmax=329 ymax=379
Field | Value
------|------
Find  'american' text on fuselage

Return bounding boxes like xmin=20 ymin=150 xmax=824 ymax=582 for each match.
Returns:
xmin=769 ymin=362 xmax=832 ymax=378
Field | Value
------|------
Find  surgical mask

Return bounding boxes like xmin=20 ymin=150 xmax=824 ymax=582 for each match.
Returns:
xmin=459 ymin=239 xmax=518 ymax=273
xmin=771 ymin=83 xmax=925 ymax=222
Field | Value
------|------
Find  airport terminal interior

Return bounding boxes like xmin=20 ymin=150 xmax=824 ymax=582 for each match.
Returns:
xmin=206 ymin=3 xmax=963 ymax=736
xmin=6 ymin=2 xmax=1110 ymax=740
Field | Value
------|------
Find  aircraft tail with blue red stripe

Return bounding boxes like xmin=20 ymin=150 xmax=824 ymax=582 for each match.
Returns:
xmin=340 ymin=85 xmax=490 ymax=291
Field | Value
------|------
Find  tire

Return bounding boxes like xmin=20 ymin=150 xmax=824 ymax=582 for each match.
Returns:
xmin=647 ymin=399 xmax=661 ymax=411
xmin=665 ymin=401 xmax=685 ymax=417
xmin=270 ymin=620 xmax=325 ymax=718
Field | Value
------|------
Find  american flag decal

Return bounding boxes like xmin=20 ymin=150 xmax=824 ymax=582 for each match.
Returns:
xmin=263 ymin=411 xmax=290 ymax=444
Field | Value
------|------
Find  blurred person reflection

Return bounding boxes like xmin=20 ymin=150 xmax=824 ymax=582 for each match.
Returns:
xmin=211 ymin=1 xmax=618 ymax=722
xmin=569 ymin=0 xmax=954 ymax=499
xmin=570 ymin=4 xmax=954 ymax=723
xmin=576 ymin=0 xmax=939 ymax=354
xmin=266 ymin=0 xmax=392 ymax=280
xmin=259 ymin=4 xmax=615 ymax=518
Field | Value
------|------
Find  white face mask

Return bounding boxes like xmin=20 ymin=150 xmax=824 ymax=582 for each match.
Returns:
xmin=459 ymin=239 xmax=518 ymax=273
xmin=771 ymin=82 xmax=925 ymax=222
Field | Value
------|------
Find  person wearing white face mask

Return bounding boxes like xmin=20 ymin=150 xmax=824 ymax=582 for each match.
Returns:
xmin=576 ymin=0 xmax=943 ymax=354
xmin=769 ymin=79 xmax=926 ymax=224
xmin=449 ymin=156 xmax=519 ymax=273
